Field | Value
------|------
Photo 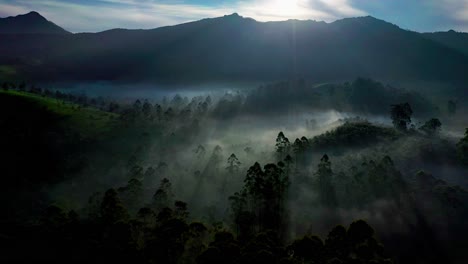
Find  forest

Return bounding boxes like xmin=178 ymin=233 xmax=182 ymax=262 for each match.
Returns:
xmin=0 ymin=77 xmax=467 ymax=264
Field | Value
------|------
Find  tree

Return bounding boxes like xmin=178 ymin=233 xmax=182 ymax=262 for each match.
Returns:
xmin=315 ymin=155 xmax=337 ymax=207
xmin=226 ymin=153 xmax=241 ymax=174
xmin=153 ymin=178 xmax=174 ymax=213
xmin=118 ymin=178 xmax=143 ymax=211
xmin=241 ymin=162 xmax=289 ymax=233
xmin=174 ymin=200 xmax=189 ymax=220
xmin=142 ymin=99 xmax=153 ymax=119
xmin=390 ymin=103 xmax=413 ymax=131
xmin=100 ymin=188 xmax=129 ymax=224
xmin=133 ymin=99 xmax=142 ymax=112
xmin=229 ymin=190 xmax=255 ymax=241
xmin=347 ymin=219 xmax=374 ymax=244
xmin=195 ymin=145 xmax=206 ymax=159
xmin=87 ymin=192 xmax=103 ymax=220
xmin=275 ymin=131 xmax=290 ymax=160
xmin=292 ymin=138 xmax=302 ymax=156
xmin=155 ymin=103 xmax=163 ymax=121
xmin=326 ymin=225 xmax=348 ymax=259
xmin=207 ymin=145 xmax=224 ymax=172
xmin=287 ymin=235 xmax=325 ymax=263
xmin=419 ymin=118 xmax=442 ymax=135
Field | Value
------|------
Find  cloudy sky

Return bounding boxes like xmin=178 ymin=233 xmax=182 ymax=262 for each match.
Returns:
xmin=0 ymin=0 xmax=467 ymax=33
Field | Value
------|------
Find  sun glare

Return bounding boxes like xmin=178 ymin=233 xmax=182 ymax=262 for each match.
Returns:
xmin=270 ymin=0 xmax=301 ymax=17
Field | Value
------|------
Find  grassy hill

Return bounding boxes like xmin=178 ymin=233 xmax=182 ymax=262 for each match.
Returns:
xmin=0 ymin=90 xmax=119 ymax=221
xmin=0 ymin=90 xmax=118 ymax=139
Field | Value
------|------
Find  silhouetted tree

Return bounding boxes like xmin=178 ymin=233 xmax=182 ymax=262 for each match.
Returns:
xmin=315 ymin=154 xmax=337 ymax=207
xmin=226 ymin=153 xmax=241 ymax=174
xmin=288 ymin=235 xmax=325 ymax=263
xmin=174 ymin=200 xmax=189 ymax=220
xmin=142 ymin=99 xmax=152 ymax=119
xmin=118 ymin=178 xmax=143 ymax=212
xmin=100 ymin=188 xmax=129 ymax=224
xmin=276 ymin=131 xmax=290 ymax=160
xmin=133 ymin=99 xmax=142 ymax=111
xmin=419 ymin=118 xmax=442 ymax=135
xmin=390 ymin=103 xmax=413 ymax=131
xmin=242 ymin=162 xmax=289 ymax=233
xmin=153 ymin=178 xmax=174 ymax=213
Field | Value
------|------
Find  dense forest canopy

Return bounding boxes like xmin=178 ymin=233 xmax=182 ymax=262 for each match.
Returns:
xmin=1 ymin=76 xmax=467 ymax=263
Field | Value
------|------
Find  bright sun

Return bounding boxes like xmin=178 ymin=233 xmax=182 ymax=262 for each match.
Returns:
xmin=271 ymin=0 xmax=301 ymax=16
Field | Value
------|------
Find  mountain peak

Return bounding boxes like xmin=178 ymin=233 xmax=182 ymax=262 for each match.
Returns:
xmin=26 ymin=11 xmax=42 ymax=17
xmin=0 ymin=11 xmax=70 ymax=34
xmin=222 ymin=13 xmax=244 ymax=20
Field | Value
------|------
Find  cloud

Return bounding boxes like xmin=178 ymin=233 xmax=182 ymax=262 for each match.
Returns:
xmin=436 ymin=0 xmax=468 ymax=20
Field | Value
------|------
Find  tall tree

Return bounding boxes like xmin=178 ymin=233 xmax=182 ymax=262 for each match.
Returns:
xmin=142 ymin=99 xmax=153 ymax=119
xmin=100 ymin=188 xmax=129 ymax=224
xmin=315 ymin=155 xmax=337 ymax=207
xmin=226 ymin=153 xmax=241 ymax=174
xmin=275 ymin=131 xmax=290 ymax=160
xmin=240 ymin=162 xmax=289 ymax=233
xmin=152 ymin=178 xmax=174 ymax=213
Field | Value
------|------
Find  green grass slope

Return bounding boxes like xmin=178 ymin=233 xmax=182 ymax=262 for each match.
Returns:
xmin=0 ymin=90 xmax=118 ymax=139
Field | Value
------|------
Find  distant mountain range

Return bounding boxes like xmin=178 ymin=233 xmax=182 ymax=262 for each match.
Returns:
xmin=0 ymin=11 xmax=467 ymax=84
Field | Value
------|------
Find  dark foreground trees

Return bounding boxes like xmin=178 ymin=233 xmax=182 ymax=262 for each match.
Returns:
xmin=4 ymin=183 xmax=393 ymax=264
xmin=197 ymin=220 xmax=392 ymax=264
xmin=230 ymin=161 xmax=290 ymax=239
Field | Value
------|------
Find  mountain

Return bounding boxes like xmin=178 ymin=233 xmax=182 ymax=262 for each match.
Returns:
xmin=0 ymin=12 xmax=467 ymax=84
xmin=0 ymin=11 xmax=70 ymax=34
xmin=423 ymin=30 xmax=468 ymax=56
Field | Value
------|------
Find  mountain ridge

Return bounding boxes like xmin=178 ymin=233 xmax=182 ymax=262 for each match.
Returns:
xmin=0 ymin=11 xmax=467 ymax=84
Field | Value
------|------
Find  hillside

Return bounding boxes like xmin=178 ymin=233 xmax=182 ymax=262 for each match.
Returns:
xmin=0 ymin=11 xmax=70 ymax=34
xmin=0 ymin=90 xmax=117 ymax=138
xmin=0 ymin=13 xmax=467 ymax=84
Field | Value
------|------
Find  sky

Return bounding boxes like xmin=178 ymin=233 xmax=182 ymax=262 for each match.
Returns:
xmin=0 ymin=0 xmax=467 ymax=33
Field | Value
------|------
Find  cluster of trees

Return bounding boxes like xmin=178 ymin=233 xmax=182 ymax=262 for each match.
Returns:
xmin=271 ymin=102 xmax=445 ymax=164
xmin=229 ymin=162 xmax=290 ymax=240
xmin=197 ymin=220 xmax=392 ymax=264
xmin=120 ymin=95 xmax=212 ymax=126
xmin=243 ymin=78 xmax=438 ymax=116
xmin=4 ymin=173 xmax=393 ymax=264
xmin=390 ymin=103 xmax=443 ymax=135
xmin=309 ymin=122 xmax=397 ymax=151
